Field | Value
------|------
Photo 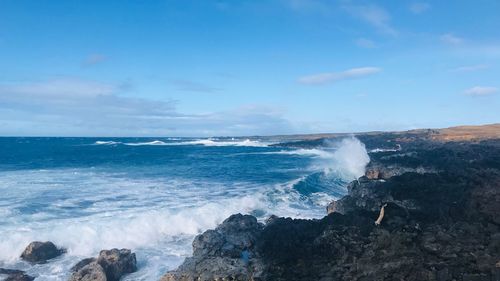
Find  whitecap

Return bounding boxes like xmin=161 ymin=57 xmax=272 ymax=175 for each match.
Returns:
xmin=94 ymin=141 xmax=120 ymax=145
xmin=123 ymin=140 xmax=168 ymax=146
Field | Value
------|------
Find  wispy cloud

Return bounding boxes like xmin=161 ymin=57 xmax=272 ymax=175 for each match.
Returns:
xmin=83 ymin=54 xmax=107 ymax=66
xmin=355 ymin=38 xmax=376 ymax=48
xmin=440 ymin=33 xmax=464 ymax=45
xmin=1 ymin=79 xmax=117 ymax=98
xmin=0 ymin=78 xmax=291 ymax=136
xmin=344 ymin=5 xmax=397 ymax=35
xmin=463 ymin=86 xmax=498 ymax=96
xmin=452 ymin=64 xmax=489 ymax=72
xmin=298 ymin=67 xmax=381 ymax=85
xmin=171 ymin=79 xmax=221 ymax=93
xmin=409 ymin=2 xmax=430 ymax=14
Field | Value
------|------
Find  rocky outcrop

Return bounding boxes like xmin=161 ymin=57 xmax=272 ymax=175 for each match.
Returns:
xmin=69 ymin=249 xmax=136 ymax=281
xmin=161 ymin=214 xmax=264 ymax=281
xmin=163 ymin=140 xmax=500 ymax=281
xmin=20 ymin=241 xmax=65 ymax=263
xmin=69 ymin=262 xmax=106 ymax=281
xmin=364 ymin=162 xmax=434 ymax=180
xmin=0 ymin=268 xmax=34 ymax=281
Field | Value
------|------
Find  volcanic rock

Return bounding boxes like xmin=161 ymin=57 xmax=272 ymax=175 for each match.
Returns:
xmin=69 ymin=249 xmax=136 ymax=281
xmin=20 ymin=241 xmax=65 ymax=263
xmin=0 ymin=268 xmax=34 ymax=281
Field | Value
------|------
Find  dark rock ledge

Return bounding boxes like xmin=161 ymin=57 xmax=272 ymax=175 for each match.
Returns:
xmin=160 ymin=140 xmax=500 ymax=281
xmin=69 ymin=249 xmax=137 ymax=281
xmin=0 ymin=268 xmax=34 ymax=281
xmin=20 ymin=241 xmax=65 ymax=264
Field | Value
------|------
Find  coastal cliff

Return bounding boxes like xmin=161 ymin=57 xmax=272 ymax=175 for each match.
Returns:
xmin=161 ymin=131 xmax=500 ymax=281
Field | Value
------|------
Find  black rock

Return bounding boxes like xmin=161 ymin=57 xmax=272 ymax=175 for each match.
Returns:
xmin=0 ymin=268 xmax=34 ymax=281
xmin=161 ymin=214 xmax=264 ymax=281
xmin=70 ymin=258 xmax=96 ymax=272
xmin=20 ymin=241 xmax=65 ymax=263
xmin=69 ymin=248 xmax=136 ymax=281
xmin=97 ymin=249 xmax=137 ymax=281
xmin=68 ymin=262 xmax=106 ymax=281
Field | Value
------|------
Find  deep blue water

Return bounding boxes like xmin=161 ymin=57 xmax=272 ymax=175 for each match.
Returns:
xmin=0 ymin=137 xmax=368 ymax=280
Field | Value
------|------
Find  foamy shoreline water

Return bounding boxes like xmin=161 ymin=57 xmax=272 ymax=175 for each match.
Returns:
xmin=0 ymin=137 xmax=369 ymax=280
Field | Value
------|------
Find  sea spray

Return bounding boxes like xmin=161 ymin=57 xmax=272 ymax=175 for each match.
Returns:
xmin=329 ymin=137 xmax=370 ymax=179
xmin=309 ymin=137 xmax=370 ymax=180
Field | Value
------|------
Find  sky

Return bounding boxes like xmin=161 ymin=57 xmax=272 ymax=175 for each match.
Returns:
xmin=0 ymin=0 xmax=499 ymax=137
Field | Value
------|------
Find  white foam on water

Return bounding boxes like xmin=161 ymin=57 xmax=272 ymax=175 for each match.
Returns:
xmin=94 ymin=141 xmax=121 ymax=145
xmin=0 ymin=137 xmax=369 ymax=280
xmin=93 ymin=139 xmax=270 ymax=147
xmin=123 ymin=140 xmax=168 ymax=146
xmin=308 ymin=137 xmax=370 ymax=180
xmin=246 ymin=148 xmax=334 ymax=158
xmin=369 ymin=148 xmax=398 ymax=153
xmin=0 ymin=169 xmax=326 ymax=280
xmin=183 ymin=139 xmax=270 ymax=147
xmin=243 ymin=137 xmax=370 ymax=180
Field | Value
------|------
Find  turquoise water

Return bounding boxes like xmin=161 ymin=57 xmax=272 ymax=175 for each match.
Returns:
xmin=0 ymin=137 xmax=369 ymax=280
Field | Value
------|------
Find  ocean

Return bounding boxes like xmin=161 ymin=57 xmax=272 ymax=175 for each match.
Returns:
xmin=0 ymin=136 xmax=370 ymax=280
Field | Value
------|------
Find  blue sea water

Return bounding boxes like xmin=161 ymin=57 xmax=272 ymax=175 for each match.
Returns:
xmin=0 ymin=137 xmax=369 ymax=280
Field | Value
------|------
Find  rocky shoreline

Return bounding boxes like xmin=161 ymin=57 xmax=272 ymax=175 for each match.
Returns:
xmin=161 ymin=138 xmax=500 ymax=281
xmin=2 ymin=127 xmax=499 ymax=281
xmin=1 ymin=243 xmax=137 ymax=281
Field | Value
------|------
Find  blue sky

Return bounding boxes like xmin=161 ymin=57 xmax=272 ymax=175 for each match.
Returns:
xmin=0 ymin=0 xmax=499 ymax=136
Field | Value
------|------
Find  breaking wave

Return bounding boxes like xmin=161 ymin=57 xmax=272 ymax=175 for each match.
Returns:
xmin=93 ymin=141 xmax=120 ymax=145
xmin=124 ymin=140 xmax=168 ymax=146
xmin=93 ymin=139 xmax=270 ymax=147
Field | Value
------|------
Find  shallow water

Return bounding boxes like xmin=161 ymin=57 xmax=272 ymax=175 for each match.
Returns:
xmin=0 ymin=137 xmax=369 ymax=280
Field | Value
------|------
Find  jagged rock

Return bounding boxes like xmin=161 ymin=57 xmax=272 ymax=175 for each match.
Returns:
xmin=69 ymin=262 xmax=106 ymax=281
xmin=69 ymin=249 xmax=136 ymax=281
xmin=70 ymin=258 xmax=97 ymax=272
xmin=97 ymin=249 xmax=137 ymax=281
xmin=161 ymin=214 xmax=264 ymax=281
xmin=364 ymin=163 xmax=433 ymax=180
xmin=0 ymin=268 xmax=34 ymax=281
xmin=265 ymin=214 xmax=278 ymax=225
xmin=20 ymin=241 xmax=65 ymax=263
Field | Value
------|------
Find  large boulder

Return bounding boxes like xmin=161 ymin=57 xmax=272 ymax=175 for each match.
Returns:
xmin=161 ymin=214 xmax=264 ymax=281
xmin=97 ymin=249 xmax=137 ymax=281
xmin=20 ymin=241 xmax=65 ymax=263
xmin=0 ymin=268 xmax=34 ymax=281
xmin=69 ymin=249 xmax=136 ymax=281
xmin=69 ymin=262 xmax=106 ymax=281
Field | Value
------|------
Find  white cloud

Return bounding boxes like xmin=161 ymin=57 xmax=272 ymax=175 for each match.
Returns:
xmin=409 ymin=2 xmax=430 ymax=14
xmin=0 ymin=79 xmax=293 ymax=136
xmin=344 ymin=5 xmax=397 ymax=35
xmin=452 ymin=64 xmax=489 ymax=72
xmin=0 ymin=79 xmax=117 ymax=98
xmin=298 ymin=67 xmax=381 ymax=85
xmin=355 ymin=38 xmax=376 ymax=48
xmin=440 ymin=33 xmax=464 ymax=45
xmin=463 ymin=86 xmax=498 ymax=96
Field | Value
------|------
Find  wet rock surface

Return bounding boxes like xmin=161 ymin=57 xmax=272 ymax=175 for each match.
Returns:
xmin=20 ymin=241 xmax=65 ymax=264
xmin=69 ymin=249 xmax=136 ymax=281
xmin=162 ymin=138 xmax=500 ymax=281
xmin=0 ymin=268 xmax=34 ymax=281
xmin=161 ymin=214 xmax=264 ymax=281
